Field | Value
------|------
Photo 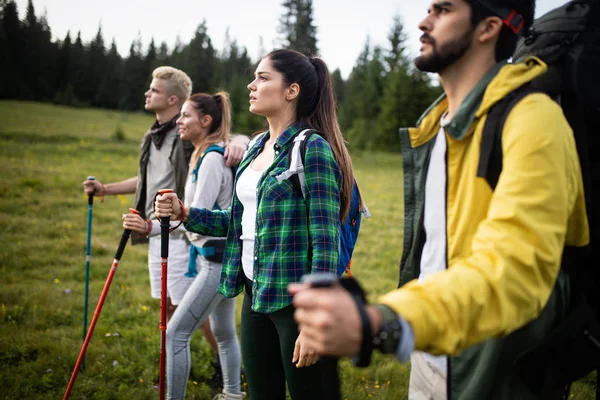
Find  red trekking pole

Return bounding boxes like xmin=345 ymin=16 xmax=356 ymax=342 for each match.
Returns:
xmin=157 ymin=189 xmax=173 ymax=400
xmin=63 ymin=208 xmax=139 ymax=400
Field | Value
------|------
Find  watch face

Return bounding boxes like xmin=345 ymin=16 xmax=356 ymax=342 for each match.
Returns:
xmin=374 ymin=305 xmax=402 ymax=354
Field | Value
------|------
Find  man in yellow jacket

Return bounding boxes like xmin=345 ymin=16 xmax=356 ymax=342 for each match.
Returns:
xmin=290 ymin=0 xmax=590 ymax=399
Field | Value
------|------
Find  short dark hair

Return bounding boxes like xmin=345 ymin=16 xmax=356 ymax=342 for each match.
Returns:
xmin=466 ymin=0 xmax=536 ymax=61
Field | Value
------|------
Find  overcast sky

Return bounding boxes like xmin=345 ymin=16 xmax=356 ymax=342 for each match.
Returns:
xmin=15 ymin=0 xmax=567 ymax=79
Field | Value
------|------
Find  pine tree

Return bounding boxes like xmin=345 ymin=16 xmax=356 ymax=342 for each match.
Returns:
xmin=21 ymin=0 xmax=39 ymax=99
xmin=0 ymin=0 xmax=22 ymax=98
xmin=0 ymin=6 xmax=8 ymax=98
xmin=52 ymin=30 xmax=72 ymax=104
xmin=181 ymin=21 xmax=216 ymax=94
xmin=120 ymin=33 xmax=145 ymax=110
xmin=156 ymin=41 xmax=170 ymax=67
xmin=144 ymin=38 xmax=157 ymax=77
xmin=79 ymin=25 xmax=107 ymax=105
xmin=67 ymin=31 xmax=85 ymax=105
xmin=220 ymin=40 xmax=262 ymax=134
xmin=385 ymin=14 xmax=409 ymax=73
xmin=95 ymin=39 xmax=122 ymax=109
xmin=277 ymin=0 xmax=318 ymax=56
xmin=20 ymin=0 xmax=57 ymax=101
xmin=340 ymin=40 xmax=386 ymax=149
xmin=331 ymin=68 xmax=345 ymax=105
xmin=375 ymin=15 xmax=412 ymax=151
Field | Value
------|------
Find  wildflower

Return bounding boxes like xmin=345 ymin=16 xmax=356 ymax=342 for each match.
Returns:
xmin=139 ymin=378 xmax=144 ymax=383
xmin=65 ymin=289 xmax=71 ymax=294
xmin=54 ymin=278 xmax=60 ymax=284
xmin=112 ymin=360 xmax=119 ymax=367
xmin=46 ymin=369 xmax=52 ymax=373
xmin=112 ymin=333 xmax=119 ymax=337
xmin=105 ymin=333 xmax=111 ymax=337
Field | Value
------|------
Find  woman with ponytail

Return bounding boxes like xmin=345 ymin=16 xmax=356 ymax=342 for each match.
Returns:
xmin=155 ymin=49 xmax=358 ymax=399
xmin=166 ymin=91 xmax=244 ymax=400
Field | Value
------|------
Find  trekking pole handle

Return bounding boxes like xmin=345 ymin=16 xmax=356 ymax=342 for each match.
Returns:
xmin=115 ymin=208 xmax=138 ymax=260
xmin=300 ymin=272 xmax=342 ymax=400
xmin=157 ymin=189 xmax=174 ymax=259
xmin=301 ymin=272 xmax=339 ymax=288
xmin=87 ymin=176 xmax=96 ymax=205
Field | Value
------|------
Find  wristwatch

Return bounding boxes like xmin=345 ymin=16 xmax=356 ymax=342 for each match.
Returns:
xmin=372 ymin=304 xmax=403 ymax=355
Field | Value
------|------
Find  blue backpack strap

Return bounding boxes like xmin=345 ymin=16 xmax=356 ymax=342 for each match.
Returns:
xmin=187 ymin=145 xmax=228 ymax=276
xmin=191 ymin=144 xmax=226 ymax=183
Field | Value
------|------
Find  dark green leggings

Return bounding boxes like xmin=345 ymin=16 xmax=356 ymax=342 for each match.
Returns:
xmin=241 ymin=286 xmax=334 ymax=400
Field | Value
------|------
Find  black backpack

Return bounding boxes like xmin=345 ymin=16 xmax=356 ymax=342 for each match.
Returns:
xmin=476 ymin=1 xmax=600 ymax=398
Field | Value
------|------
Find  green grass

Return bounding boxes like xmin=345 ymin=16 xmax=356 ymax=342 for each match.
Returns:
xmin=0 ymin=100 xmax=595 ymax=399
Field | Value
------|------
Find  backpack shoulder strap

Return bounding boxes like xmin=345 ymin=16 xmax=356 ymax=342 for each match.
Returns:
xmin=477 ymin=85 xmax=542 ymax=191
xmin=204 ymin=144 xmax=225 ymax=156
xmin=293 ymin=129 xmax=317 ymax=199
xmin=274 ymin=128 xmax=316 ymax=199
xmin=191 ymin=144 xmax=226 ymax=182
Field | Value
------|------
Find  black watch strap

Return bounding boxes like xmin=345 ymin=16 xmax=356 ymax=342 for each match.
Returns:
xmin=340 ymin=277 xmax=373 ymax=367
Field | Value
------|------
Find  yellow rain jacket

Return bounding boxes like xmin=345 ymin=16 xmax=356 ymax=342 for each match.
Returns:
xmin=380 ymin=58 xmax=589 ymax=398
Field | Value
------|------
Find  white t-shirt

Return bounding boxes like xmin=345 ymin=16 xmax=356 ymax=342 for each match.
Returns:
xmin=236 ymin=162 xmax=264 ymax=280
xmin=417 ymin=121 xmax=448 ymax=375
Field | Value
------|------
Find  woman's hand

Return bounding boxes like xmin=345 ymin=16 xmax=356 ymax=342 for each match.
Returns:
xmin=292 ymin=329 xmax=320 ymax=368
xmin=122 ymin=213 xmax=148 ymax=235
xmin=154 ymin=192 xmax=183 ymax=221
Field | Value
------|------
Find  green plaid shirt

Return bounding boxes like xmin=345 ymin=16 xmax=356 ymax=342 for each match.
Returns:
xmin=184 ymin=123 xmax=341 ymax=313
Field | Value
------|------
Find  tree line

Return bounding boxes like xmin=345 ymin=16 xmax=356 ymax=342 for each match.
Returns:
xmin=0 ymin=0 xmax=441 ymax=151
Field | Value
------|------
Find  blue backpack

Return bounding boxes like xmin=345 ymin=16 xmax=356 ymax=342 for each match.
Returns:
xmin=277 ymin=129 xmax=370 ymax=276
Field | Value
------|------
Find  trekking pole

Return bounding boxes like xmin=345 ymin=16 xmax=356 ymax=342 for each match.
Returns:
xmin=157 ymin=189 xmax=173 ymax=400
xmin=82 ymin=175 xmax=95 ymax=370
xmin=64 ymin=208 xmax=139 ymax=400
xmin=301 ymin=273 xmax=342 ymax=400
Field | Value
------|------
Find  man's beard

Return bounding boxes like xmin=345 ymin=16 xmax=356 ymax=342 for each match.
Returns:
xmin=414 ymin=27 xmax=474 ymax=73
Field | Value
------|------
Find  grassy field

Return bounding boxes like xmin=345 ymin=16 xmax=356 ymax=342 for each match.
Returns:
xmin=0 ymin=100 xmax=595 ymax=399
